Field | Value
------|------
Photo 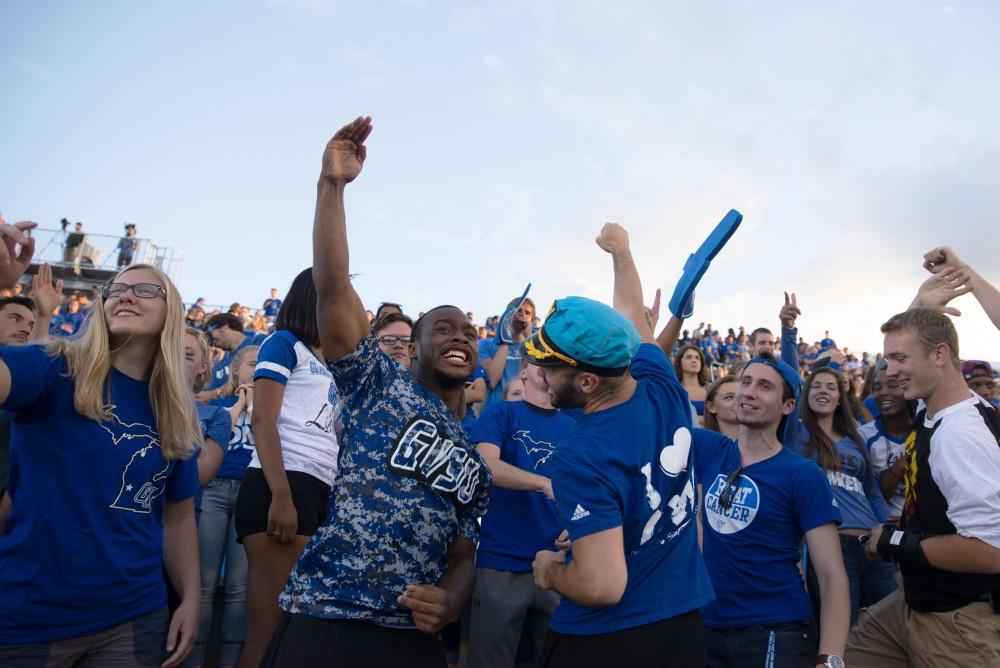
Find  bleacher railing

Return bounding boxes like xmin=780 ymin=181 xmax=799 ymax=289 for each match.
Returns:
xmin=27 ymin=227 xmax=184 ymax=280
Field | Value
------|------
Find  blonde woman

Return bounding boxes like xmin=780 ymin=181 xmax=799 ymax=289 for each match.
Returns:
xmin=191 ymin=344 xmax=259 ymax=668
xmin=0 ymin=262 xmax=201 ymax=667
xmin=182 ymin=326 xmax=228 ymax=489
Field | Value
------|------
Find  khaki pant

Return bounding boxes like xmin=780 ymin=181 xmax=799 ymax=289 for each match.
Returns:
xmin=846 ymin=589 xmax=1000 ymax=667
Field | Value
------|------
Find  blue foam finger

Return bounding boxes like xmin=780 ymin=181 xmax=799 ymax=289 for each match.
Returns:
xmin=494 ymin=282 xmax=533 ymax=345
xmin=668 ymin=209 xmax=742 ymax=318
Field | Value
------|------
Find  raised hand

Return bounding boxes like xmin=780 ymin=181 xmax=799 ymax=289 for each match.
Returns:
xmin=596 ymin=222 xmax=630 ymax=256
xmin=320 ymin=116 xmax=373 ymax=185
xmin=779 ymin=291 xmax=800 ymax=329
xmin=922 ymin=246 xmax=968 ymax=275
xmin=0 ymin=213 xmax=37 ymax=289
xmin=911 ymin=267 xmax=973 ymax=316
xmin=644 ymin=288 xmax=662 ymax=333
xmin=31 ymin=264 xmax=64 ymax=315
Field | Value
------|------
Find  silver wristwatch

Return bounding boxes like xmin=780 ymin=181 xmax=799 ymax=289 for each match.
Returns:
xmin=816 ymin=655 xmax=845 ymax=668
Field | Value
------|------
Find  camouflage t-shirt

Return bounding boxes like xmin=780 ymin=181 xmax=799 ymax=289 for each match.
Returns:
xmin=280 ymin=334 xmax=491 ymax=627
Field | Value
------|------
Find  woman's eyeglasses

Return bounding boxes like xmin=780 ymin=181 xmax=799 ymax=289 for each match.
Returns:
xmin=717 ymin=466 xmax=744 ymax=511
xmin=378 ymin=335 xmax=412 ymax=346
xmin=102 ymin=282 xmax=166 ymax=300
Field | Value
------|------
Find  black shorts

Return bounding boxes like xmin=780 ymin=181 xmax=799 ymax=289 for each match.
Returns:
xmin=539 ymin=609 xmax=705 ymax=668
xmin=234 ymin=467 xmax=331 ymax=543
xmin=261 ymin=614 xmax=446 ymax=668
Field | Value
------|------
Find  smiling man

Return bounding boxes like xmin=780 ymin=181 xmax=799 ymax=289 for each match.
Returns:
xmin=259 ymin=117 xmax=490 ymax=668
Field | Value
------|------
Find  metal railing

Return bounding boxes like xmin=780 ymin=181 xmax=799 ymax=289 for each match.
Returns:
xmin=28 ymin=227 xmax=184 ymax=279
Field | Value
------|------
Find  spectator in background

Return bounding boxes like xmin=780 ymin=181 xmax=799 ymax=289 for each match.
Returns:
xmin=479 ymin=295 xmax=535 ymax=408
xmin=674 ymin=344 xmax=710 ymax=421
xmin=962 ymin=360 xmax=997 ymax=411
xmin=263 ymin=288 xmax=282 ymax=319
xmin=749 ymin=327 xmax=774 ymax=358
xmin=820 ymin=330 xmax=837 ymax=352
xmin=116 ymin=223 xmax=139 ymax=269
xmin=200 ymin=313 xmax=267 ymax=397
xmin=62 ymin=221 xmax=85 ymax=263
xmin=250 ymin=310 xmax=269 ymax=334
xmin=373 ymin=312 xmax=414 ymax=368
xmin=0 ymin=297 xmax=35 ymax=346
xmin=373 ymin=301 xmax=403 ymax=324
xmin=702 ymin=375 xmax=739 ymax=440
xmin=57 ymin=298 xmax=86 ymax=336
xmin=858 ymin=359 xmax=914 ymax=522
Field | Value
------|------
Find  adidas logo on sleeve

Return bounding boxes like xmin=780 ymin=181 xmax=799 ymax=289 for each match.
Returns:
xmin=571 ymin=504 xmax=591 ymax=521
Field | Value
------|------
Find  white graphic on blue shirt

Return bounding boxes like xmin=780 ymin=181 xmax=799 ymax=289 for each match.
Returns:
xmin=704 ymin=472 xmax=760 ymax=534
xmin=101 ymin=409 xmax=169 ymax=514
xmin=229 ymin=410 xmax=255 ymax=453
xmin=511 ymin=429 xmax=555 ymax=469
xmin=389 ymin=416 xmax=484 ymax=507
xmin=639 ymin=427 xmax=695 ymax=545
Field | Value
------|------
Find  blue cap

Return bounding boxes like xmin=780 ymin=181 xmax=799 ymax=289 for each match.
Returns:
xmin=524 ymin=296 xmax=641 ymax=376
xmin=744 ymin=356 xmax=802 ymax=400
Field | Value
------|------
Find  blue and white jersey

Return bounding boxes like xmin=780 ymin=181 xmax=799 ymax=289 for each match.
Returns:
xmin=788 ymin=427 xmax=890 ymax=530
xmin=859 ymin=419 xmax=907 ymax=519
xmin=0 ymin=345 xmax=199 ymax=643
xmin=250 ymin=330 xmax=342 ymax=486
xmin=548 ymin=343 xmax=713 ymax=635
xmin=478 ymin=339 xmax=524 ymax=408
xmin=472 ymin=400 xmax=575 ymax=571
xmin=279 ymin=333 xmax=491 ymax=627
xmin=693 ymin=429 xmax=840 ymax=628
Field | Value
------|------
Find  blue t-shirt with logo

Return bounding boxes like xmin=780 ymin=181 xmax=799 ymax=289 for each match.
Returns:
xmin=693 ymin=429 xmax=840 ymax=627
xmin=478 ymin=339 xmax=524 ymax=408
xmin=0 ymin=345 xmax=199 ymax=643
xmin=472 ymin=400 xmax=576 ymax=571
xmin=280 ymin=333 xmax=491 ymax=627
xmin=548 ymin=343 xmax=713 ymax=635
xmin=788 ymin=427 xmax=889 ymax=530
xmin=263 ymin=298 xmax=282 ymax=318
xmin=209 ymin=395 xmax=254 ymax=480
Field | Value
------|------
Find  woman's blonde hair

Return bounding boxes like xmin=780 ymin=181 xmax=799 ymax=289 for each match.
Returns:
xmin=184 ymin=325 xmax=213 ymax=392
xmin=48 ymin=264 xmax=201 ymax=461
xmin=225 ymin=344 xmax=260 ymax=395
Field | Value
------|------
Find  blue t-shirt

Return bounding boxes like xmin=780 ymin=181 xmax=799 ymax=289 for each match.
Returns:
xmin=863 ymin=395 xmax=882 ymax=422
xmin=263 ymin=298 xmax=282 ymax=318
xmin=788 ymin=427 xmax=889 ymax=530
xmin=478 ymin=339 xmax=524 ymax=408
xmin=0 ymin=345 xmax=199 ymax=643
xmin=693 ymin=430 xmax=840 ymax=627
xmin=57 ymin=311 xmax=86 ymax=336
xmin=548 ymin=343 xmax=713 ymax=635
xmin=280 ymin=334 xmax=491 ymax=627
xmin=723 ymin=343 xmax=743 ymax=364
xmin=194 ymin=400 xmax=231 ymax=511
xmin=212 ymin=396 xmax=254 ymax=480
xmin=471 ymin=400 xmax=576 ymax=571
xmin=206 ymin=332 xmax=267 ymax=391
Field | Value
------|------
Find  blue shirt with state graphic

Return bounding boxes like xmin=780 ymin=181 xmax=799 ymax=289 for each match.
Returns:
xmin=209 ymin=395 xmax=254 ymax=480
xmin=548 ymin=343 xmax=713 ymax=635
xmin=478 ymin=339 xmax=524 ymax=408
xmin=280 ymin=333 xmax=491 ymax=627
xmin=693 ymin=429 xmax=840 ymax=628
xmin=0 ymin=345 xmax=199 ymax=643
xmin=788 ymin=427 xmax=889 ymax=530
xmin=472 ymin=399 xmax=576 ymax=571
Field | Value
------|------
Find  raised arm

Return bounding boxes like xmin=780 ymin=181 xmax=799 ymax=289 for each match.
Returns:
xmin=313 ymin=116 xmax=374 ymax=362
xmin=30 ymin=264 xmax=62 ymax=342
xmin=779 ymin=291 xmax=800 ymax=369
xmin=596 ymin=223 xmax=654 ymax=343
xmin=919 ymin=247 xmax=999 ymax=330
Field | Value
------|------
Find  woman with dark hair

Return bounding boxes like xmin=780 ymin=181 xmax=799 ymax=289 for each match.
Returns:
xmin=674 ymin=344 xmax=710 ymax=421
xmin=233 ymin=268 xmax=342 ymax=668
xmin=702 ymin=375 xmax=738 ymax=439
xmin=857 ymin=360 xmax=915 ymax=522
xmin=788 ymin=366 xmax=895 ymax=624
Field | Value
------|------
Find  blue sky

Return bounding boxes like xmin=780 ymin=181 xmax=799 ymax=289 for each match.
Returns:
xmin=2 ymin=1 xmax=997 ymax=358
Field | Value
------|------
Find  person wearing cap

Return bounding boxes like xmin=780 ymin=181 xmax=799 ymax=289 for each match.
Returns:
xmin=846 ymin=262 xmax=1000 ymax=666
xmin=259 ymin=117 xmax=490 ymax=667
xmin=691 ymin=352 xmax=849 ymax=668
xmin=962 ymin=360 xmax=998 ymax=413
xmin=479 ymin=294 xmax=536 ymax=409
xmin=528 ymin=223 xmax=712 ymax=667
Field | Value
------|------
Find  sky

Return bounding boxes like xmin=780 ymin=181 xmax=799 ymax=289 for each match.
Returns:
xmin=1 ymin=1 xmax=998 ymax=359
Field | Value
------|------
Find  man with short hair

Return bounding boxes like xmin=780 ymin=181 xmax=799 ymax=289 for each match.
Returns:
xmin=847 ymin=270 xmax=1000 ymax=665
xmin=0 ymin=297 xmax=35 ymax=347
xmin=201 ymin=313 xmax=266 ymax=395
xmin=263 ymin=288 xmax=282 ymax=319
xmin=962 ymin=360 xmax=997 ymax=412
xmin=466 ymin=359 xmax=575 ymax=668
xmin=479 ymin=295 xmax=535 ymax=408
xmin=529 ymin=223 xmax=712 ymax=667
xmin=749 ymin=327 xmax=774 ymax=358
xmin=63 ymin=221 xmax=85 ymax=263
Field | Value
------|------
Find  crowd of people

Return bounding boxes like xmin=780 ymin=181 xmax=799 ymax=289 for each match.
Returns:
xmin=0 ymin=115 xmax=997 ymax=668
